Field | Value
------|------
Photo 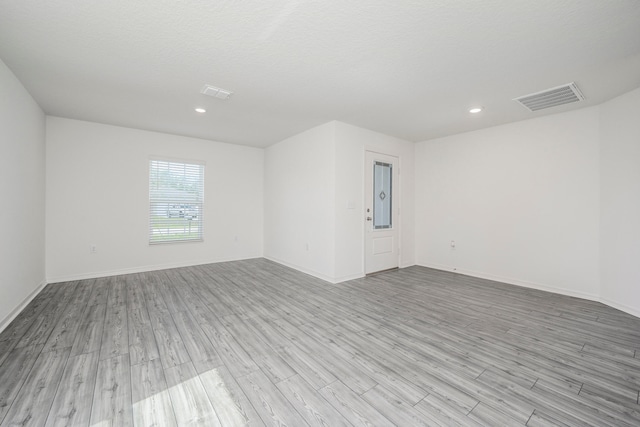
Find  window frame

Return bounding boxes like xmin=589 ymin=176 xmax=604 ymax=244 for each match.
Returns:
xmin=148 ymin=156 xmax=205 ymax=245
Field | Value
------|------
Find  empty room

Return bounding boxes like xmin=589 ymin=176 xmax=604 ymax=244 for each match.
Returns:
xmin=1 ymin=1 xmax=640 ymax=426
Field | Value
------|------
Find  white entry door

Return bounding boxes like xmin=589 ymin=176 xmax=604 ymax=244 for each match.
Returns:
xmin=365 ymin=151 xmax=399 ymax=274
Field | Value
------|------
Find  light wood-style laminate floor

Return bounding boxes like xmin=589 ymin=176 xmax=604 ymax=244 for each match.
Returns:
xmin=0 ymin=258 xmax=639 ymax=426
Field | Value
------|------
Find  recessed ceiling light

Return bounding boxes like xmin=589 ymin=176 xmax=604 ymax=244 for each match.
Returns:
xmin=195 ymin=108 xmax=206 ymax=113
xmin=469 ymin=107 xmax=483 ymax=114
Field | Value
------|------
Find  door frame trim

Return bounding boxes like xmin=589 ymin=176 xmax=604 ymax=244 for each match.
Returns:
xmin=363 ymin=149 xmax=402 ymax=275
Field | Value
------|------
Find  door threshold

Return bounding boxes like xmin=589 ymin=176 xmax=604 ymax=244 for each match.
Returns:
xmin=365 ymin=267 xmax=399 ymax=277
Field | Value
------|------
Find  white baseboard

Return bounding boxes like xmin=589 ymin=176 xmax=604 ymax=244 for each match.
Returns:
xmin=333 ymin=273 xmax=365 ymax=284
xmin=46 ymin=255 xmax=263 ymax=284
xmin=264 ymin=259 xmax=413 ymax=285
xmin=416 ymin=261 xmax=600 ymax=301
xmin=0 ymin=279 xmax=47 ymax=335
xmin=399 ymin=262 xmax=416 ymax=269
xmin=263 ymin=256 xmax=338 ymax=284
xmin=599 ymin=297 xmax=640 ymax=319
xmin=416 ymin=261 xmax=640 ymax=319
xmin=33 ymin=257 xmax=640 ymax=330
xmin=465 ymin=268 xmax=599 ymax=302
xmin=48 ymin=255 xmax=353 ymax=288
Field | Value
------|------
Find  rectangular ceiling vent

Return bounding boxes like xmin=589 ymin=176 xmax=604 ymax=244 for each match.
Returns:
xmin=201 ymin=84 xmax=233 ymax=100
xmin=513 ymin=82 xmax=584 ymax=112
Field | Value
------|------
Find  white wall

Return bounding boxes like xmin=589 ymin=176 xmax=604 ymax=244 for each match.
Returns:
xmin=415 ymin=108 xmax=601 ymax=299
xmin=46 ymin=117 xmax=264 ymax=281
xmin=264 ymin=121 xmax=415 ymax=283
xmin=334 ymin=122 xmax=415 ymax=281
xmin=599 ymin=87 xmax=640 ymax=317
xmin=5 ymin=57 xmax=637 ymax=325
xmin=264 ymin=122 xmax=337 ymax=281
xmin=0 ymin=59 xmax=46 ymax=330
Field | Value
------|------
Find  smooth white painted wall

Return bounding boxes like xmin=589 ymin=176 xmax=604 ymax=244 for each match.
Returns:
xmin=0 ymin=59 xmax=46 ymax=329
xmin=334 ymin=122 xmax=415 ymax=281
xmin=263 ymin=122 xmax=337 ymax=281
xmin=599 ymin=87 xmax=640 ymax=317
xmin=46 ymin=117 xmax=264 ymax=281
xmin=264 ymin=121 xmax=415 ymax=283
xmin=415 ymin=108 xmax=601 ymax=299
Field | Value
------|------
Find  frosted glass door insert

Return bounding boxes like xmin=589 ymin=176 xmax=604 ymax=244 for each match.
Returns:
xmin=373 ymin=161 xmax=392 ymax=229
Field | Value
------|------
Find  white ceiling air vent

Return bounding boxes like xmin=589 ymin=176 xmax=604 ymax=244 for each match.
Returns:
xmin=201 ymin=84 xmax=233 ymax=100
xmin=513 ymin=82 xmax=584 ymax=112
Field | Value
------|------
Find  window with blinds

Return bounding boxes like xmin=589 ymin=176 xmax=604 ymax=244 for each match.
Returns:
xmin=149 ymin=158 xmax=204 ymax=244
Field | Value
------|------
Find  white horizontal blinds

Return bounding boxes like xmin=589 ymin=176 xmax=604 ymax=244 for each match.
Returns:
xmin=149 ymin=158 xmax=204 ymax=244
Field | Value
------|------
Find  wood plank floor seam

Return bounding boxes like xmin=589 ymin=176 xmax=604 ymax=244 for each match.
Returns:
xmin=40 ymin=346 xmax=72 ymax=426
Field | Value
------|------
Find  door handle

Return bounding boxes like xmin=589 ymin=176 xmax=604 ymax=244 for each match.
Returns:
xmin=366 ymin=217 xmax=372 ymax=221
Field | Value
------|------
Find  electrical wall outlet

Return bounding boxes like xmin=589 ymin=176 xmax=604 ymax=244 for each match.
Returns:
xmin=89 ymin=244 xmax=97 ymax=254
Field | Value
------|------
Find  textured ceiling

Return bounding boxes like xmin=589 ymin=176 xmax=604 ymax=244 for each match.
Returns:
xmin=1 ymin=0 xmax=640 ymax=147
